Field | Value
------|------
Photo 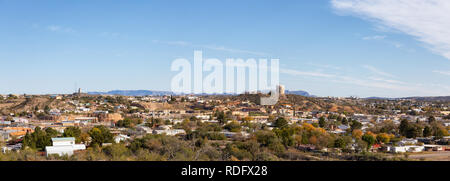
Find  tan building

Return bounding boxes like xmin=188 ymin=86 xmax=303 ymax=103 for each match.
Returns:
xmin=279 ymin=85 xmax=285 ymax=95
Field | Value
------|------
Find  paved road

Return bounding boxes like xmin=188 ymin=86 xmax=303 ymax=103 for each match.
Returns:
xmin=409 ymin=152 xmax=450 ymax=161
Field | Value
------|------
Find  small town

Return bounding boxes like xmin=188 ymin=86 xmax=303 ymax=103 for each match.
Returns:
xmin=0 ymin=86 xmax=449 ymax=161
xmin=2 ymin=0 xmax=450 ymax=180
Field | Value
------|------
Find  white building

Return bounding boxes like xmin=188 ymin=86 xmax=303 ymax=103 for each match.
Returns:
xmin=153 ymin=129 xmax=186 ymax=136
xmin=195 ymin=115 xmax=210 ymax=120
xmin=136 ymin=126 xmax=153 ymax=134
xmin=390 ymin=145 xmax=424 ymax=153
xmin=220 ymin=130 xmax=251 ymax=138
xmin=399 ymin=138 xmax=418 ymax=146
xmin=114 ymin=134 xmax=131 ymax=143
xmin=45 ymin=137 xmax=86 ymax=157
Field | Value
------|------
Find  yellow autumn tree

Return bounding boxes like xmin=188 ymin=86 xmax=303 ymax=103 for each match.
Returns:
xmin=352 ymin=129 xmax=363 ymax=139
xmin=376 ymin=133 xmax=391 ymax=143
xmin=302 ymin=123 xmax=316 ymax=131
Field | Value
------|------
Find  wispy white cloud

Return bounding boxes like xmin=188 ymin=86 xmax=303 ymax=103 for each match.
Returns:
xmin=332 ymin=0 xmax=450 ymax=60
xmin=362 ymin=35 xmax=386 ymax=40
xmin=280 ymin=67 xmax=407 ymax=91
xmin=360 ymin=34 xmax=407 ymax=49
xmin=280 ymin=68 xmax=336 ymax=78
xmin=283 ymin=66 xmax=448 ymax=96
xmin=336 ymin=75 xmax=410 ymax=91
xmin=433 ymin=70 xmax=450 ymax=76
xmin=203 ymin=45 xmax=267 ymax=56
xmin=332 ymin=75 xmax=445 ymax=96
xmin=306 ymin=62 xmax=342 ymax=70
xmin=100 ymin=32 xmax=121 ymax=38
xmin=368 ymin=76 xmax=405 ymax=84
xmin=152 ymin=40 xmax=190 ymax=46
xmin=46 ymin=25 xmax=76 ymax=33
xmin=362 ymin=65 xmax=395 ymax=78
xmin=153 ymin=40 xmax=267 ymax=56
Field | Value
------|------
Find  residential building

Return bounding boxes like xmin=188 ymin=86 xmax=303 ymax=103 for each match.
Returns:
xmin=45 ymin=137 xmax=86 ymax=157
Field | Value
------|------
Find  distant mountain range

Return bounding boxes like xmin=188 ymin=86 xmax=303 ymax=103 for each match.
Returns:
xmin=364 ymin=97 xmax=395 ymax=100
xmin=364 ymin=96 xmax=450 ymax=101
xmin=88 ymin=90 xmax=174 ymax=96
xmin=88 ymin=89 xmax=314 ymax=97
xmin=285 ymin=90 xmax=313 ymax=97
xmin=401 ymin=96 xmax=450 ymax=101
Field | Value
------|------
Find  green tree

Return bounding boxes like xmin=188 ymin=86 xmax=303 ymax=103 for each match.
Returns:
xmin=350 ymin=120 xmax=362 ymax=131
xmin=341 ymin=117 xmax=348 ymax=125
xmin=274 ymin=128 xmax=295 ymax=147
xmin=102 ymin=143 xmax=130 ymax=160
xmin=254 ymin=130 xmax=285 ymax=152
xmin=224 ymin=121 xmax=241 ymax=132
xmin=428 ymin=116 xmax=436 ymax=124
xmin=423 ymin=126 xmax=432 ymax=137
xmin=88 ymin=126 xmax=113 ymax=146
xmin=432 ymin=124 xmax=448 ymax=139
xmin=5 ymin=116 xmax=13 ymax=122
xmin=318 ymin=117 xmax=326 ymax=128
xmin=274 ymin=117 xmax=289 ymax=128
xmin=22 ymin=132 xmax=36 ymax=149
xmin=362 ymin=134 xmax=376 ymax=149
xmin=379 ymin=120 xmax=396 ymax=134
xmin=22 ymin=127 xmax=52 ymax=151
xmin=63 ymin=127 xmax=82 ymax=143
xmin=405 ymin=124 xmax=422 ymax=138
xmin=216 ymin=111 xmax=227 ymax=125
xmin=116 ymin=117 xmax=143 ymax=128
xmin=44 ymin=105 xmax=50 ymax=114
xmin=334 ymin=137 xmax=347 ymax=149
xmin=399 ymin=119 xmax=410 ymax=137
xmin=45 ymin=127 xmax=59 ymax=138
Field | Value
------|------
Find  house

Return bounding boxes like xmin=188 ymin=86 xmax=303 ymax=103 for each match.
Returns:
xmin=440 ymin=111 xmax=450 ymax=116
xmin=0 ymin=133 xmax=6 ymax=141
xmin=74 ymin=117 xmax=98 ymax=122
xmin=329 ymin=130 xmax=346 ymax=134
xmin=49 ymin=109 xmax=61 ymax=116
xmin=337 ymin=125 xmax=350 ymax=130
xmin=45 ymin=137 xmax=86 ymax=157
xmin=3 ymin=127 xmax=33 ymax=138
xmin=232 ymin=111 xmax=249 ymax=117
xmin=114 ymin=134 xmax=131 ymax=143
xmin=195 ymin=115 xmax=210 ymax=120
xmin=11 ymin=117 xmax=29 ymax=124
xmin=417 ymin=137 xmax=434 ymax=144
xmin=61 ymin=120 xmax=75 ymax=127
xmin=220 ymin=130 xmax=250 ymax=138
xmin=2 ymin=143 xmax=22 ymax=153
xmin=201 ymin=119 xmax=219 ymax=123
xmin=136 ymin=126 xmax=153 ymax=134
xmin=153 ymin=129 xmax=186 ymax=136
xmin=0 ymin=121 xmax=11 ymax=126
xmin=390 ymin=145 xmax=424 ymax=153
xmin=424 ymin=145 xmax=444 ymax=151
xmin=170 ymin=119 xmax=183 ymax=125
xmin=399 ymin=138 xmax=418 ymax=146
xmin=157 ymin=125 xmax=172 ymax=130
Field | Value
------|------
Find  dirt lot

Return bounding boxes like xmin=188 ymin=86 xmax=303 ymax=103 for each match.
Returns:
xmin=408 ymin=151 xmax=450 ymax=161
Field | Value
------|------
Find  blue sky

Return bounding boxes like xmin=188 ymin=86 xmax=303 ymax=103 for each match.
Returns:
xmin=1 ymin=0 xmax=449 ymax=97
